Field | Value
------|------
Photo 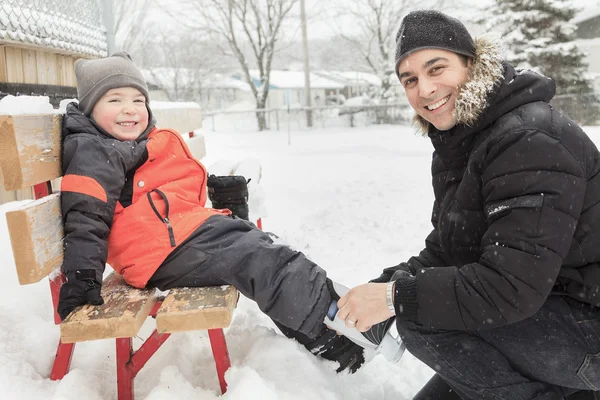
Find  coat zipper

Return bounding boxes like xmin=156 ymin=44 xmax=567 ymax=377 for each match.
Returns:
xmin=146 ymin=189 xmax=177 ymax=247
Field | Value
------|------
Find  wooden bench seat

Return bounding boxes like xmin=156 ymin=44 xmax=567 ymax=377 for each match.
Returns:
xmin=1 ymin=112 xmax=236 ymax=398
xmin=60 ymin=273 xmax=157 ymax=343
xmin=157 ymin=285 xmax=238 ymax=333
xmin=5 ymin=190 xmax=239 ymax=343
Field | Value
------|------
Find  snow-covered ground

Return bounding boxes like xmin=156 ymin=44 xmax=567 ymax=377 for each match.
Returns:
xmin=2 ymin=123 xmax=600 ymax=399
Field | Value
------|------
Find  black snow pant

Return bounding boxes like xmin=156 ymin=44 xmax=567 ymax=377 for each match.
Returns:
xmin=148 ymin=214 xmax=332 ymax=339
xmin=399 ymin=296 xmax=600 ymax=400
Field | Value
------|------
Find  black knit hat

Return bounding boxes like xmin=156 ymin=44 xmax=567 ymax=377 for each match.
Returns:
xmin=394 ymin=10 xmax=475 ymax=79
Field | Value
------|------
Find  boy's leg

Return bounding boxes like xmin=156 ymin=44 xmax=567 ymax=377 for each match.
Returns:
xmin=150 ymin=214 xmax=367 ymax=372
xmin=397 ymin=296 xmax=600 ymax=400
xmin=151 ymin=215 xmax=331 ymax=338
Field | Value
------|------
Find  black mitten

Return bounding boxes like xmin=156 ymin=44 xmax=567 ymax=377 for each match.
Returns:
xmin=57 ymin=269 xmax=104 ymax=320
xmin=207 ymin=174 xmax=250 ymax=220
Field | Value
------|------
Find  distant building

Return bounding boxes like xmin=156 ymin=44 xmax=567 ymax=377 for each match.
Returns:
xmin=245 ymin=69 xmax=345 ymax=109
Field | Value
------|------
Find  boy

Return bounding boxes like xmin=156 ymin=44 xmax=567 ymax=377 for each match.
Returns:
xmin=57 ymin=52 xmax=394 ymax=373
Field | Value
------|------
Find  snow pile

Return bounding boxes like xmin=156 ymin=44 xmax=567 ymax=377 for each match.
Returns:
xmin=0 ymin=95 xmax=55 ymax=115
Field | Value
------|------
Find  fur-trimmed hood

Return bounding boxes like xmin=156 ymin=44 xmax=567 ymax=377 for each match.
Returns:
xmin=411 ymin=35 xmax=504 ymax=133
xmin=416 ymin=34 xmax=556 ymax=167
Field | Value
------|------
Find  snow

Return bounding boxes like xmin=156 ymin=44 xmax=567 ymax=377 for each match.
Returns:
xmin=2 ymin=94 xmax=600 ymax=398
xmin=0 ymin=2 xmax=107 ymax=57
xmin=0 ymin=95 xmax=55 ymax=115
xmin=151 ymin=101 xmax=201 ymax=110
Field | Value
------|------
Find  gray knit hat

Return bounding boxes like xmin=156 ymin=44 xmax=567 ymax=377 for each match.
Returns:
xmin=395 ymin=10 xmax=475 ymax=79
xmin=75 ymin=52 xmax=150 ymax=116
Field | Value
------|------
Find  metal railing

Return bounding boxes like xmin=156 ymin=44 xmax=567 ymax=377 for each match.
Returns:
xmin=0 ymin=0 xmax=107 ymax=57
xmin=202 ymin=103 xmax=413 ymax=132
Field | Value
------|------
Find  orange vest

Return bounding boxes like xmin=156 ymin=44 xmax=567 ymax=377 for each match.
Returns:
xmin=107 ymin=128 xmax=229 ymax=287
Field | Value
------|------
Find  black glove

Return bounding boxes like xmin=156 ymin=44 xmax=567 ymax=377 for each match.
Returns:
xmin=57 ymin=270 xmax=104 ymax=321
xmin=369 ymin=262 xmax=415 ymax=283
xmin=207 ymin=174 xmax=250 ymax=220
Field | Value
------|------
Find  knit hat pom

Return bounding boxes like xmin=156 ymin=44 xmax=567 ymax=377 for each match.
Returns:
xmin=75 ymin=52 xmax=150 ymax=116
xmin=394 ymin=10 xmax=476 ymax=79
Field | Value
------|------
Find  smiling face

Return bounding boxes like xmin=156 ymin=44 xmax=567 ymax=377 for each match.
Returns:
xmin=398 ymin=49 xmax=472 ymax=131
xmin=91 ymin=87 xmax=149 ymax=141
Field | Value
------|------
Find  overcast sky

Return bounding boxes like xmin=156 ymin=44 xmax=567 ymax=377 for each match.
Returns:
xmin=301 ymin=0 xmax=599 ymax=39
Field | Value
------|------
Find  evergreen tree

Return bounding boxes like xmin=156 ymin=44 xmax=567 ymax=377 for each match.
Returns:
xmin=489 ymin=0 xmax=599 ymax=124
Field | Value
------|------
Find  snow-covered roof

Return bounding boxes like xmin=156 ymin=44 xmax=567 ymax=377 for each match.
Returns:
xmin=572 ymin=4 xmax=600 ymax=24
xmin=249 ymin=69 xmax=345 ymax=89
xmin=0 ymin=2 xmax=107 ymax=57
xmin=204 ymin=76 xmax=252 ymax=92
xmin=315 ymin=71 xmax=382 ymax=87
xmin=142 ymin=68 xmax=252 ymax=92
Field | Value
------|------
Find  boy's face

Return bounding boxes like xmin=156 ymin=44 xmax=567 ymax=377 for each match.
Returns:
xmin=398 ymin=49 xmax=471 ymax=131
xmin=91 ymin=87 xmax=149 ymax=141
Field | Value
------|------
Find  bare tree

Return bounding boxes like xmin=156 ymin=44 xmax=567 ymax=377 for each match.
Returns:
xmin=111 ymin=0 xmax=154 ymax=54
xmin=332 ymin=0 xmax=449 ymax=101
xmin=146 ymin=29 xmax=229 ymax=104
xmin=162 ymin=0 xmax=299 ymax=130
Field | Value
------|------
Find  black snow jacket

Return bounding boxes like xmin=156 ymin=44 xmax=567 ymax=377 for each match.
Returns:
xmin=379 ymin=36 xmax=600 ymax=330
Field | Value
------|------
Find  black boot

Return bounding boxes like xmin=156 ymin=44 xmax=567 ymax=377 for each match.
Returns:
xmin=274 ymin=321 xmax=365 ymax=373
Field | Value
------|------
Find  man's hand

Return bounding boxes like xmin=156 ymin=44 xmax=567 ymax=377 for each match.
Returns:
xmin=336 ymin=283 xmax=394 ymax=333
xmin=57 ymin=270 xmax=104 ymax=321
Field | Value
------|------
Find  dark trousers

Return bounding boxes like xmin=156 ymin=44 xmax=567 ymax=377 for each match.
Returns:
xmin=398 ymin=296 xmax=600 ymax=400
xmin=148 ymin=215 xmax=332 ymax=339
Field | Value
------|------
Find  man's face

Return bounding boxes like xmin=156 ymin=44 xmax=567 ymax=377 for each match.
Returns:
xmin=92 ymin=87 xmax=149 ymax=141
xmin=398 ymin=49 xmax=472 ymax=131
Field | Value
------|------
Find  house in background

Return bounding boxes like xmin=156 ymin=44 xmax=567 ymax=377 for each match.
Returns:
xmin=143 ymin=68 xmax=393 ymax=112
xmin=201 ymin=75 xmax=254 ymax=110
xmin=314 ymin=70 xmax=382 ymax=100
xmin=573 ymin=4 xmax=600 ymax=91
xmin=243 ymin=69 xmax=345 ymax=109
xmin=142 ymin=68 xmax=254 ymax=111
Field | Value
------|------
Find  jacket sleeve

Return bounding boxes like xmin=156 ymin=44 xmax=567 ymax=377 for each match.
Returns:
xmin=396 ymin=128 xmax=586 ymax=330
xmin=60 ymin=134 xmax=129 ymax=283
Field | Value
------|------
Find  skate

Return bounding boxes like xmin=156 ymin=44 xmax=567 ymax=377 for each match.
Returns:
xmin=324 ymin=281 xmax=405 ymax=362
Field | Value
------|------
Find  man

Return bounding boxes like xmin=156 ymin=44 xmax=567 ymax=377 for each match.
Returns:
xmin=336 ymin=10 xmax=600 ymax=400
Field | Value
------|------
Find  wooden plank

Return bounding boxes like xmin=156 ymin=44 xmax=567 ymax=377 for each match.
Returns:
xmin=5 ymin=47 xmax=24 ymax=83
xmin=60 ymin=273 xmax=158 ymax=343
xmin=22 ymin=49 xmax=38 ymax=83
xmin=0 ymin=38 xmax=98 ymax=58
xmin=5 ymin=193 xmax=63 ymax=284
xmin=56 ymin=55 xmax=71 ymax=86
xmin=0 ymin=114 xmax=62 ymax=191
xmin=44 ymin=52 xmax=59 ymax=86
xmin=63 ymin=56 xmax=76 ymax=87
xmin=35 ymin=51 xmax=49 ymax=84
xmin=156 ymin=285 xmax=238 ymax=333
xmin=0 ymin=46 xmax=7 ymax=82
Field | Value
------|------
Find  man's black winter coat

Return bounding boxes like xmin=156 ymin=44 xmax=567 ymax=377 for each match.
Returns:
xmin=381 ymin=37 xmax=600 ymax=330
